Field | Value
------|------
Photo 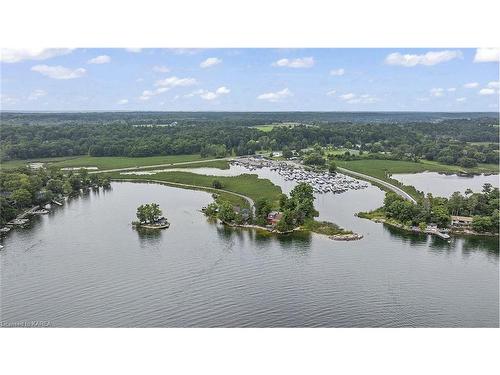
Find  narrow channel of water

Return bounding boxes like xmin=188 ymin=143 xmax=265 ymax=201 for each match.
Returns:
xmin=392 ymin=172 xmax=499 ymax=197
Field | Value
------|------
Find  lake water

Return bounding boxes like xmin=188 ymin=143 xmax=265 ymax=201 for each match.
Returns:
xmin=393 ymin=172 xmax=499 ymax=197
xmin=1 ymin=169 xmax=498 ymax=327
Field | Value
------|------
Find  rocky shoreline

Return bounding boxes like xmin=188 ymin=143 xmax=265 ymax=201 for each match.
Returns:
xmin=220 ymin=220 xmax=364 ymax=241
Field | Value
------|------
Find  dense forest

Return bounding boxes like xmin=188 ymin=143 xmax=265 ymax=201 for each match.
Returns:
xmin=1 ymin=112 xmax=498 ymax=168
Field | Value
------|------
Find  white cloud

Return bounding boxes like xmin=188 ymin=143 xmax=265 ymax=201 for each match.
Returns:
xmin=215 ymin=86 xmax=230 ymax=95
xmin=184 ymin=89 xmax=205 ymax=98
xmin=340 ymin=93 xmax=356 ymax=100
xmin=339 ymin=92 xmax=378 ymax=104
xmin=125 ymin=48 xmax=142 ymax=53
xmin=138 ymin=86 xmax=173 ymax=100
xmin=479 ymin=88 xmax=496 ymax=96
xmin=28 ymin=89 xmax=47 ymax=100
xmin=155 ymin=76 xmax=197 ymax=88
xmin=487 ymin=81 xmax=500 ymax=89
xmin=330 ymin=68 xmax=345 ymax=76
xmin=139 ymin=90 xmax=155 ymax=101
xmin=257 ymin=88 xmax=293 ymax=102
xmin=272 ymin=57 xmax=314 ymax=68
xmin=185 ymin=86 xmax=230 ymax=101
xmin=326 ymin=90 xmax=336 ymax=96
xmin=0 ymin=48 xmax=73 ymax=63
xmin=87 ymin=55 xmax=111 ymax=64
xmin=117 ymin=99 xmax=129 ymax=105
xmin=456 ymin=97 xmax=467 ymax=102
xmin=153 ymin=65 xmax=170 ymax=73
xmin=384 ymin=50 xmax=462 ymax=67
xmin=463 ymin=82 xmax=479 ymax=88
xmin=31 ymin=65 xmax=86 ymax=79
xmin=430 ymin=88 xmax=445 ymax=97
xmin=200 ymin=92 xmax=218 ymax=100
xmin=200 ymin=57 xmax=222 ymax=68
xmin=447 ymin=87 xmax=456 ymax=92
xmin=473 ymin=48 xmax=500 ymax=63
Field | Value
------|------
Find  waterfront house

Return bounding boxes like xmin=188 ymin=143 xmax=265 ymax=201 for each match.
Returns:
xmin=267 ymin=211 xmax=283 ymax=225
xmin=451 ymin=215 xmax=473 ymax=228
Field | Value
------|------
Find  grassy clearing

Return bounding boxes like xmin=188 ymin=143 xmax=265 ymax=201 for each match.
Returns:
xmin=419 ymin=160 xmax=499 ymax=174
xmin=337 ymin=159 xmax=498 ymax=179
xmin=253 ymin=122 xmax=302 ymax=132
xmin=254 ymin=125 xmax=276 ymax=132
xmin=468 ymin=141 xmax=499 ymax=146
xmin=52 ymin=154 xmax=208 ymax=170
xmin=0 ymin=155 xmax=83 ymax=170
xmin=0 ymin=154 xmax=214 ymax=171
xmin=109 ymin=171 xmax=282 ymax=206
xmin=135 ymin=159 xmax=230 ymax=171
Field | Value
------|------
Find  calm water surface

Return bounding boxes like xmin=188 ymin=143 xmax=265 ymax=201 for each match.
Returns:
xmin=1 ymin=167 xmax=498 ymax=327
xmin=393 ymin=172 xmax=499 ymax=197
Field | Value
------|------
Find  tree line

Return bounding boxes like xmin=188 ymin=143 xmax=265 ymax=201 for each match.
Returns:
xmin=1 ymin=114 xmax=498 ymax=169
xmin=380 ymin=183 xmax=499 ymax=233
xmin=0 ymin=167 xmax=110 ymax=226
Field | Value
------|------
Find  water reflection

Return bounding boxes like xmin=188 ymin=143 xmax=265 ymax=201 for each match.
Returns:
xmin=135 ymin=227 xmax=163 ymax=245
xmin=461 ymin=235 xmax=499 ymax=258
xmin=1 ymin=180 xmax=498 ymax=327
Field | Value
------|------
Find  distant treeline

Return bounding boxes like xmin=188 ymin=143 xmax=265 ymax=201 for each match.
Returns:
xmin=1 ymin=111 xmax=498 ymax=126
xmin=0 ymin=113 xmax=498 ymax=168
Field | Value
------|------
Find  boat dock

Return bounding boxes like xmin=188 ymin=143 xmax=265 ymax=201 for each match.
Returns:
xmin=412 ymin=224 xmax=451 ymax=240
xmin=231 ymin=157 xmax=368 ymax=194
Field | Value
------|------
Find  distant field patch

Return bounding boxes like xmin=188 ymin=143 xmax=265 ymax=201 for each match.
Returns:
xmin=337 ymin=159 xmax=498 ymax=179
xmin=467 ymin=141 xmax=499 ymax=146
xmin=1 ymin=154 xmax=212 ymax=171
xmin=253 ymin=122 xmax=304 ymax=132
xmin=0 ymin=155 xmax=84 ymax=170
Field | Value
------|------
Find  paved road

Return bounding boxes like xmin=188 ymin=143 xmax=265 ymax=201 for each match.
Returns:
xmin=89 ymin=157 xmax=231 ymax=174
xmin=116 ymin=178 xmax=255 ymax=215
xmin=337 ymin=167 xmax=417 ymax=204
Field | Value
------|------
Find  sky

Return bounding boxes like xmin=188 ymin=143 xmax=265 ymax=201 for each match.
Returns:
xmin=0 ymin=48 xmax=499 ymax=112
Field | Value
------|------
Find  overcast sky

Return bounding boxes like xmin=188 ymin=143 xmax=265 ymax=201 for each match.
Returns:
xmin=1 ymin=48 xmax=499 ymax=112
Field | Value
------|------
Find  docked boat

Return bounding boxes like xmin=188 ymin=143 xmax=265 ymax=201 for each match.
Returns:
xmin=231 ymin=157 xmax=369 ymax=195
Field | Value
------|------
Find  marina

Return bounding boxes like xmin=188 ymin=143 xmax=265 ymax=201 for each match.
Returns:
xmin=231 ymin=157 xmax=369 ymax=194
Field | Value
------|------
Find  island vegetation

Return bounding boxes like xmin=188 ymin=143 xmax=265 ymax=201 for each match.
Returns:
xmin=133 ymin=203 xmax=169 ymax=229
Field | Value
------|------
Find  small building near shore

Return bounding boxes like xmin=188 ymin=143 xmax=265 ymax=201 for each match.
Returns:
xmin=451 ymin=215 xmax=473 ymax=228
xmin=267 ymin=211 xmax=283 ymax=225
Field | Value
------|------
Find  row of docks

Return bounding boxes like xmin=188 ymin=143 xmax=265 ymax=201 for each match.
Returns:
xmin=231 ymin=157 xmax=369 ymax=194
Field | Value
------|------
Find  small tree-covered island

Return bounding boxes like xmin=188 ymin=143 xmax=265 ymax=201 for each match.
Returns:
xmin=203 ymin=182 xmax=362 ymax=240
xmin=132 ymin=203 xmax=170 ymax=229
